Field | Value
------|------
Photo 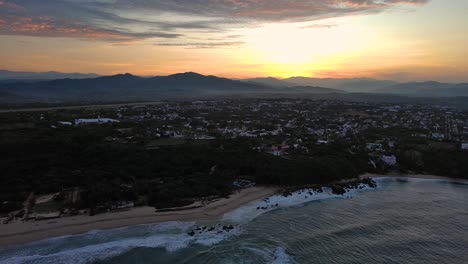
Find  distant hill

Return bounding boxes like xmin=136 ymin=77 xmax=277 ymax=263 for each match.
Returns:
xmin=242 ymin=77 xmax=296 ymax=88
xmin=0 ymin=70 xmax=100 ymax=81
xmin=287 ymin=86 xmax=346 ymax=94
xmin=283 ymin=77 xmax=398 ymax=93
xmin=374 ymin=81 xmax=468 ymax=97
xmin=2 ymin=72 xmax=467 ymax=104
xmin=0 ymin=72 xmax=279 ymax=102
xmin=0 ymin=72 xmax=352 ymax=103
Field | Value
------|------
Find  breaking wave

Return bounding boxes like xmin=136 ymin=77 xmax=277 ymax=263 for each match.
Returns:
xmin=0 ymin=182 xmax=382 ymax=264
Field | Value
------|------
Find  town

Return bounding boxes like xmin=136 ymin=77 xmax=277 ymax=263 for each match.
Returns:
xmin=1 ymin=99 xmax=467 ymax=224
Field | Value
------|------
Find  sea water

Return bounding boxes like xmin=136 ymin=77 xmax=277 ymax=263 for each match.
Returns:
xmin=1 ymin=177 xmax=467 ymax=264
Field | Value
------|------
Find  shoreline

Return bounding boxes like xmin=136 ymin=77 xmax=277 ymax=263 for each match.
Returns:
xmin=0 ymin=186 xmax=278 ymax=248
xmin=361 ymin=173 xmax=468 ymax=184
xmin=1 ymin=173 xmax=466 ymax=248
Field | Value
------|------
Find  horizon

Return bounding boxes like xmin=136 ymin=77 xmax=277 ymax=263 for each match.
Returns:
xmin=0 ymin=69 xmax=466 ymax=84
xmin=1 ymin=0 xmax=467 ymax=82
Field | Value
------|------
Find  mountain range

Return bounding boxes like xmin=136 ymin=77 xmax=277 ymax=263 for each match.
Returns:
xmin=0 ymin=72 xmax=345 ymax=103
xmin=244 ymin=77 xmax=468 ymax=96
xmin=0 ymin=70 xmax=100 ymax=82
xmin=243 ymin=77 xmax=398 ymax=92
xmin=374 ymin=81 xmax=468 ymax=97
xmin=0 ymin=70 xmax=467 ymax=104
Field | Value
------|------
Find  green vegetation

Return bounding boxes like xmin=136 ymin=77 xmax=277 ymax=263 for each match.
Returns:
xmin=1 ymin=99 xmax=467 ymax=216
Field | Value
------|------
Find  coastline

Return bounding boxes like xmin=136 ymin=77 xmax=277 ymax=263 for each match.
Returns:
xmin=0 ymin=186 xmax=278 ymax=248
xmin=361 ymin=173 xmax=468 ymax=184
xmin=1 ymin=173 xmax=466 ymax=248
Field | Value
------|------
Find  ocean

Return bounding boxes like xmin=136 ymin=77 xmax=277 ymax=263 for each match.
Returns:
xmin=1 ymin=177 xmax=467 ymax=264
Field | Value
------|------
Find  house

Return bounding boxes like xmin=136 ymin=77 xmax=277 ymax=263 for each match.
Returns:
xmin=317 ymin=140 xmax=329 ymax=145
xmin=270 ymin=144 xmax=290 ymax=156
xmin=366 ymin=143 xmax=383 ymax=152
xmin=431 ymin=133 xmax=445 ymax=140
xmin=461 ymin=143 xmax=468 ymax=151
xmin=381 ymin=155 xmax=397 ymax=166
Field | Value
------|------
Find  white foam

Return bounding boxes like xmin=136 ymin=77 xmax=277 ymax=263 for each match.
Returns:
xmin=223 ymin=184 xmax=376 ymax=223
xmin=245 ymin=246 xmax=296 ymax=264
xmin=271 ymin=247 xmax=296 ymax=264
xmin=1 ymin=182 xmax=382 ymax=264
xmin=0 ymin=221 xmax=241 ymax=264
xmin=373 ymin=176 xmax=468 ymax=186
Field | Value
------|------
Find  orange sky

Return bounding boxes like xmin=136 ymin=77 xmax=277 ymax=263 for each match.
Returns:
xmin=0 ymin=0 xmax=467 ymax=82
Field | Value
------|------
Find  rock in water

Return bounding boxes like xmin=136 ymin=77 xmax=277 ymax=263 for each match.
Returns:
xmin=331 ymin=184 xmax=346 ymax=195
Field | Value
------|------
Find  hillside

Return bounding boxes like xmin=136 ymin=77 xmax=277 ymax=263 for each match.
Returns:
xmin=0 ymin=70 xmax=100 ymax=80
xmin=284 ymin=77 xmax=397 ymax=93
xmin=375 ymin=82 xmax=468 ymax=97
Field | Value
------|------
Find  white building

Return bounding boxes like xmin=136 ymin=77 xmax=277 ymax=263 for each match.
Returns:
xmin=367 ymin=143 xmax=383 ymax=152
xmin=75 ymin=118 xmax=120 ymax=125
xmin=381 ymin=155 xmax=397 ymax=166
xmin=462 ymin=143 xmax=468 ymax=151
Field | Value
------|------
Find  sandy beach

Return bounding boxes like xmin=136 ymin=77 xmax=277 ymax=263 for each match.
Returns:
xmin=2 ymin=174 xmax=466 ymax=248
xmin=0 ymin=186 xmax=278 ymax=248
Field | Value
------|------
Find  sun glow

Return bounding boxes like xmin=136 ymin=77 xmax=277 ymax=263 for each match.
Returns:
xmin=238 ymin=21 xmax=367 ymax=76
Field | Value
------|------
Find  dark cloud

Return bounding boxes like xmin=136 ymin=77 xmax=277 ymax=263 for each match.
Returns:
xmin=0 ymin=0 xmax=429 ymax=42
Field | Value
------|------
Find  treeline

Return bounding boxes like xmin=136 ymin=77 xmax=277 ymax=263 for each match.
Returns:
xmin=0 ymin=129 xmax=368 ymax=213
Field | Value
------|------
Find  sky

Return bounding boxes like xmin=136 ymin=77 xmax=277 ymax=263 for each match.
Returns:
xmin=0 ymin=0 xmax=467 ymax=82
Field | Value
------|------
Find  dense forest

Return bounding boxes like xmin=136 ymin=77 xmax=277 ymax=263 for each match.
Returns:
xmin=0 ymin=125 xmax=369 ymax=214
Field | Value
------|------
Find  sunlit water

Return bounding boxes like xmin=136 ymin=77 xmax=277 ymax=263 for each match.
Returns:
xmin=1 ymin=177 xmax=467 ymax=264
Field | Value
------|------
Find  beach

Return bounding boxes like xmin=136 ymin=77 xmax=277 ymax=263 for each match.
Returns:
xmin=1 ymin=173 xmax=466 ymax=248
xmin=0 ymin=186 xmax=278 ymax=247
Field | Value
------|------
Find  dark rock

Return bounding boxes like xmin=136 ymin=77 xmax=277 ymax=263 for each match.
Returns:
xmin=331 ymin=184 xmax=346 ymax=195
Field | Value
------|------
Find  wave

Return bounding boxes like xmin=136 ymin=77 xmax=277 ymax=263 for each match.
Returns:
xmin=373 ymin=176 xmax=468 ymax=185
xmin=271 ymin=247 xmax=296 ymax=264
xmin=245 ymin=246 xmax=296 ymax=264
xmin=1 ymin=182 xmax=381 ymax=264
xmin=223 ymin=183 xmax=377 ymax=223
xmin=0 ymin=221 xmax=243 ymax=264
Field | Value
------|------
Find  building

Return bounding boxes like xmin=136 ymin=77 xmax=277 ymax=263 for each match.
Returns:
xmin=75 ymin=118 xmax=120 ymax=125
xmin=367 ymin=143 xmax=383 ymax=152
xmin=431 ymin=133 xmax=445 ymax=140
xmin=270 ymin=144 xmax=290 ymax=156
xmin=462 ymin=143 xmax=468 ymax=151
xmin=381 ymin=155 xmax=397 ymax=166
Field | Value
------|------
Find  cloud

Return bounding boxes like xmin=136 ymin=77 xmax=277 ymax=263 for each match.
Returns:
xmin=155 ymin=41 xmax=245 ymax=49
xmin=0 ymin=16 xmax=181 ymax=42
xmin=0 ymin=0 xmax=429 ymax=42
xmin=301 ymin=24 xmax=338 ymax=29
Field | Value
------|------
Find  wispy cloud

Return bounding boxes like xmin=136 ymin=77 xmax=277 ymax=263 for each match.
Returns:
xmin=301 ymin=24 xmax=338 ymax=29
xmin=0 ymin=0 xmax=429 ymax=43
xmin=155 ymin=41 xmax=245 ymax=49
